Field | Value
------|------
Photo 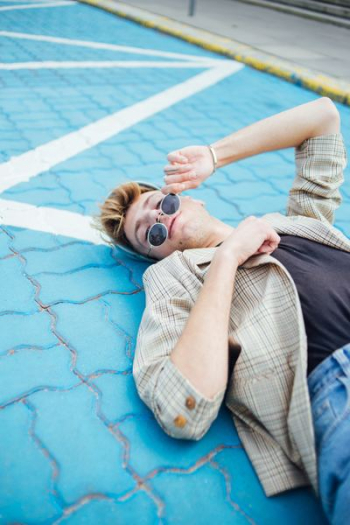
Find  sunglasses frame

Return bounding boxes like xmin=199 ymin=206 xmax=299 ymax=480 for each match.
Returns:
xmin=147 ymin=193 xmax=181 ymax=256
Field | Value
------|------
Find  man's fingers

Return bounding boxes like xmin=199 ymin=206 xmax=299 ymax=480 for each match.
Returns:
xmin=271 ymin=232 xmax=281 ymax=247
xmin=164 ymin=171 xmax=197 ymax=184
xmin=164 ymin=163 xmax=192 ymax=175
xmin=167 ymin=152 xmax=187 ymax=163
xmin=258 ymin=233 xmax=280 ymax=253
xmin=161 ymin=180 xmax=198 ymax=194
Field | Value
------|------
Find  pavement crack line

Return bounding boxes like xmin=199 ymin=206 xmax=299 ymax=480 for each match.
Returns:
xmin=209 ymin=457 xmax=257 ymax=524
xmin=100 ymin=298 xmax=135 ymax=362
xmin=83 ymin=377 xmax=166 ymax=519
xmin=21 ymin=397 xmax=66 ymax=513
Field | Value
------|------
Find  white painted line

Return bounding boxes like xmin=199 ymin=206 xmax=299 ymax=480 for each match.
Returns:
xmin=0 ymin=199 xmax=104 ymax=245
xmin=0 ymin=1 xmax=75 ymax=10
xmin=0 ymin=60 xmax=228 ymax=70
xmin=0 ymin=31 xmax=214 ymax=62
xmin=0 ymin=0 xmax=63 ymax=3
xmin=0 ymin=62 xmax=243 ymax=194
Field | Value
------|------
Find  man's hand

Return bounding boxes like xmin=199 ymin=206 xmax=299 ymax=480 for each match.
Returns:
xmin=162 ymin=145 xmax=215 ymax=194
xmin=217 ymin=216 xmax=281 ymax=267
xmin=162 ymin=99 xmax=340 ymax=196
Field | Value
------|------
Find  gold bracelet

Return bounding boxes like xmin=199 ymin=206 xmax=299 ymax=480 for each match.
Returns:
xmin=208 ymin=145 xmax=218 ymax=173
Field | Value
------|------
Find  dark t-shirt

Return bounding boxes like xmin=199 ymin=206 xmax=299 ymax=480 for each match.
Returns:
xmin=271 ymin=235 xmax=350 ymax=374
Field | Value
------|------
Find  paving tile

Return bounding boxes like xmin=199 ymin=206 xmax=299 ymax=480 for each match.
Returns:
xmin=0 ymin=345 xmax=78 ymax=406
xmin=0 ymin=228 xmax=12 ymax=257
xmin=0 ymin=256 xmax=37 ymax=313
xmin=32 ymin=263 xmax=141 ymax=305
xmin=29 ymin=385 xmax=135 ymax=504
xmin=0 ymin=403 xmax=61 ymax=523
xmin=149 ymin=462 xmax=249 ymax=525
xmin=51 ymin=300 xmax=132 ymax=375
xmin=7 ymin=226 xmax=69 ymax=251
xmin=0 ymin=310 xmax=57 ymax=353
xmin=23 ymin=242 xmax=114 ymax=275
xmin=91 ymin=372 xmax=145 ymax=421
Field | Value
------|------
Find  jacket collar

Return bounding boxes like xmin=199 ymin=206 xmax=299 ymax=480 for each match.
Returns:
xmin=182 ymin=246 xmax=272 ymax=270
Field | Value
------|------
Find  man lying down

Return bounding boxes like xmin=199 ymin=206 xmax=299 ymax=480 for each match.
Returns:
xmin=96 ymin=98 xmax=350 ymax=524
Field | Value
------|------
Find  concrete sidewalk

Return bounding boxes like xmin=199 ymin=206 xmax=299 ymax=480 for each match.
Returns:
xmin=126 ymin=0 xmax=350 ymax=81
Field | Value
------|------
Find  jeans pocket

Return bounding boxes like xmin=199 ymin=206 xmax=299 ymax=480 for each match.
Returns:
xmin=311 ymin=396 xmax=336 ymax=451
xmin=318 ymin=377 xmax=350 ymax=450
xmin=327 ymin=376 xmax=350 ymax=422
xmin=315 ymin=378 xmax=350 ymax=520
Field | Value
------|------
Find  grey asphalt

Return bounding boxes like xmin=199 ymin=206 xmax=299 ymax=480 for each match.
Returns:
xmin=125 ymin=0 xmax=350 ymax=83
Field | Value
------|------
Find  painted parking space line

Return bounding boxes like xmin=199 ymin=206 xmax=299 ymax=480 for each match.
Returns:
xmin=0 ymin=31 xmax=214 ymax=62
xmin=0 ymin=62 xmax=243 ymax=194
xmin=0 ymin=0 xmax=66 ymax=2
xmin=0 ymin=1 xmax=75 ymax=10
xmin=0 ymin=199 xmax=104 ymax=245
xmin=0 ymin=59 xmax=229 ymax=69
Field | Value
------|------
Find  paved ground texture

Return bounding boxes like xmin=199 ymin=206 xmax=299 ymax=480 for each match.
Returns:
xmin=0 ymin=1 xmax=349 ymax=524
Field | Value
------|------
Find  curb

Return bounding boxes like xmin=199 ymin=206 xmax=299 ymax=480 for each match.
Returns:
xmin=78 ymin=0 xmax=350 ymax=106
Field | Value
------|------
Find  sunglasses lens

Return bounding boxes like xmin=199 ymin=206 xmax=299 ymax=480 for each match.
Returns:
xmin=148 ymin=223 xmax=167 ymax=246
xmin=161 ymin=193 xmax=180 ymax=215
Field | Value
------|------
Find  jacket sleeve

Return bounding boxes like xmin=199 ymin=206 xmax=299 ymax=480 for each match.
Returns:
xmin=287 ymin=133 xmax=347 ymax=225
xmin=132 ymin=264 xmax=226 ymax=441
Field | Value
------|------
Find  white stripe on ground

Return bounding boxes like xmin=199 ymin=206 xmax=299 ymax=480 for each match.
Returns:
xmin=0 ymin=0 xmax=65 ymax=3
xmin=0 ymin=62 xmax=243 ymax=194
xmin=0 ymin=199 xmax=105 ymax=245
xmin=0 ymin=60 xmax=229 ymax=69
xmin=0 ymin=31 xmax=214 ymax=62
xmin=0 ymin=1 xmax=75 ymax=10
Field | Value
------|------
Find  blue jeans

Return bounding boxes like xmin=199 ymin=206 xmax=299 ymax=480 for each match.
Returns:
xmin=308 ymin=343 xmax=350 ymax=525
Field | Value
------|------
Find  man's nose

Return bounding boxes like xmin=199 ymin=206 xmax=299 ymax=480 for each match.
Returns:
xmin=149 ymin=208 xmax=163 ymax=222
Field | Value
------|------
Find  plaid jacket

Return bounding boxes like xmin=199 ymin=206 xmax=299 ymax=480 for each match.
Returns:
xmin=133 ymin=134 xmax=349 ymax=496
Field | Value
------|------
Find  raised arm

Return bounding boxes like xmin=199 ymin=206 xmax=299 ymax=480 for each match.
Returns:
xmin=162 ymin=97 xmax=340 ymax=195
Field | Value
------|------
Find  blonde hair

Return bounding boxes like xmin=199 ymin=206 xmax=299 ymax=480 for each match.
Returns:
xmin=93 ymin=181 xmax=153 ymax=249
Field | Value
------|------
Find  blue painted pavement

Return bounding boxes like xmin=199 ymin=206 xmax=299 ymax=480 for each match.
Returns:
xmin=0 ymin=1 xmax=349 ymax=524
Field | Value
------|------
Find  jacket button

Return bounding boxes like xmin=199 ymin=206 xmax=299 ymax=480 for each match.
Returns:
xmin=174 ymin=415 xmax=187 ymax=428
xmin=185 ymin=396 xmax=196 ymax=410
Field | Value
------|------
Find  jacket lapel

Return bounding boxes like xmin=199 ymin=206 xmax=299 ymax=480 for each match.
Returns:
xmin=263 ymin=213 xmax=350 ymax=253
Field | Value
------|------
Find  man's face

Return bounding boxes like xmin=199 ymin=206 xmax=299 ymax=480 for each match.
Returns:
xmin=123 ymin=190 xmax=209 ymax=260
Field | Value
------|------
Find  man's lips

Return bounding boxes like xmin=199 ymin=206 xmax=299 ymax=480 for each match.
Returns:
xmin=169 ymin=213 xmax=180 ymax=239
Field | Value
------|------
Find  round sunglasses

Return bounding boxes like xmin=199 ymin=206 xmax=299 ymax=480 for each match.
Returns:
xmin=146 ymin=193 xmax=181 ymax=256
